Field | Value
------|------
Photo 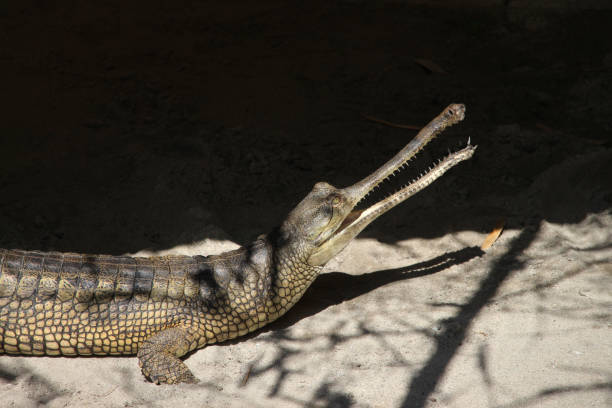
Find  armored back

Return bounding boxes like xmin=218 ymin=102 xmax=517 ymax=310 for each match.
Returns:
xmin=0 ymin=249 xmax=206 ymax=305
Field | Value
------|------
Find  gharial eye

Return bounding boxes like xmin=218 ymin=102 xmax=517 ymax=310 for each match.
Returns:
xmin=331 ymin=196 xmax=342 ymax=206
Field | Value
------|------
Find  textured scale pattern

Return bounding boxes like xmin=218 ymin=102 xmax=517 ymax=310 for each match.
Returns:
xmin=0 ymin=240 xmax=321 ymax=384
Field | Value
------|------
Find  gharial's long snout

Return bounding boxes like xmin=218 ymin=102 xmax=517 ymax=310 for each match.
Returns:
xmin=308 ymin=103 xmax=477 ymax=266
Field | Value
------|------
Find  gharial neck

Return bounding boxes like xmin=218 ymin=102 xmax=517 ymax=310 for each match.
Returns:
xmin=206 ymin=229 xmax=322 ymax=314
xmin=266 ymin=228 xmax=323 ymax=308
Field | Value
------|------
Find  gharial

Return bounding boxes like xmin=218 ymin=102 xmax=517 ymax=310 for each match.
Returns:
xmin=0 ymin=104 xmax=476 ymax=384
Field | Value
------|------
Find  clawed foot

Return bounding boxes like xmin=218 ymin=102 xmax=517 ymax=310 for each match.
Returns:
xmin=139 ymin=353 xmax=200 ymax=385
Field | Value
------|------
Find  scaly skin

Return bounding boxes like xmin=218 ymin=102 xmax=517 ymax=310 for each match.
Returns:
xmin=0 ymin=104 xmax=476 ymax=384
xmin=0 ymin=239 xmax=317 ymax=384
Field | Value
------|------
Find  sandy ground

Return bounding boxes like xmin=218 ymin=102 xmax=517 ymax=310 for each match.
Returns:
xmin=1 ymin=1 xmax=611 ymax=407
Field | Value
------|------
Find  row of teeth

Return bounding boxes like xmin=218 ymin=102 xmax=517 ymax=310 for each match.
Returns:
xmin=357 ymin=138 xmax=471 ymax=206
xmin=387 ymin=138 xmax=473 ymax=198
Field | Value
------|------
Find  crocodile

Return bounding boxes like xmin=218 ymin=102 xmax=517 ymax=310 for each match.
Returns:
xmin=0 ymin=104 xmax=476 ymax=384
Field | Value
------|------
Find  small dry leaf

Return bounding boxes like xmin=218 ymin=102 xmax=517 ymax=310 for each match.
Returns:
xmin=481 ymin=219 xmax=505 ymax=250
xmin=362 ymin=113 xmax=421 ymax=130
xmin=414 ymin=58 xmax=447 ymax=74
xmin=240 ymin=364 xmax=253 ymax=386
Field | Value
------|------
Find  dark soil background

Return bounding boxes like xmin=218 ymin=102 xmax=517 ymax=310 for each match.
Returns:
xmin=1 ymin=0 xmax=610 ymax=252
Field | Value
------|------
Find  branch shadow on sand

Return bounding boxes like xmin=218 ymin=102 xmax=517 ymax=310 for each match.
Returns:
xmin=0 ymin=362 xmax=64 ymax=406
xmin=399 ymin=225 xmax=540 ymax=408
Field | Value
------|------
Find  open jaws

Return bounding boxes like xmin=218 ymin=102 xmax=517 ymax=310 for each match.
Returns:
xmin=308 ymin=103 xmax=477 ymax=266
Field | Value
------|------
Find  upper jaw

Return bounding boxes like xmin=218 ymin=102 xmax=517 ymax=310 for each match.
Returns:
xmin=308 ymin=103 xmax=475 ymax=266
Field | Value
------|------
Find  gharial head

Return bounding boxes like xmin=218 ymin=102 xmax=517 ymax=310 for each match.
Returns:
xmin=277 ymin=104 xmax=476 ymax=267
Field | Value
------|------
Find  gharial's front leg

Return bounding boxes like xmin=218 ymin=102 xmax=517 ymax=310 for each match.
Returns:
xmin=137 ymin=327 xmax=199 ymax=384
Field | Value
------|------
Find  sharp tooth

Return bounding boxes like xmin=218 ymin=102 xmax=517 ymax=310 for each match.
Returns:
xmin=467 ymin=136 xmax=471 ymax=145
